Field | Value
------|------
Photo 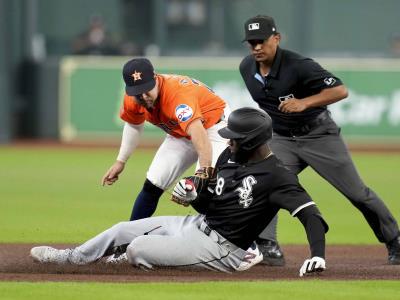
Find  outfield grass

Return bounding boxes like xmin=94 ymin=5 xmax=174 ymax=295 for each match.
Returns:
xmin=1 ymin=281 xmax=399 ymax=300
xmin=0 ymin=147 xmax=399 ymax=244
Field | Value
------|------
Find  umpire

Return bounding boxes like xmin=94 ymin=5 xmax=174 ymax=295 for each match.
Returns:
xmin=239 ymin=15 xmax=400 ymax=265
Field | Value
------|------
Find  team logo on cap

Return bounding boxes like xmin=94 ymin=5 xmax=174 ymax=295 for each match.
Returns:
xmin=175 ymin=104 xmax=193 ymax=122
xmin=131 ymin=71 xmax=142 ymax=82
xmin=248 ymin=23 xmax=260 ymax=30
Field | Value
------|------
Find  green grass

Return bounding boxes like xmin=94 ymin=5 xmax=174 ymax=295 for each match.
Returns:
xmin=1 ymin=281 xmax=399 ymax=300
xmin=0 ymin=147 xmax=399 ymax=244
xmin=0 ymin=147 xmax=195 ymax=243
xmin=1 ymin=147 xmax=399 ymax=298
xmin=280 ymin=152 xmax=400 ymax=244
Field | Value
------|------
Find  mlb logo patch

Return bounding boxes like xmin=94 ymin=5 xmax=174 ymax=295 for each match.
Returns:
xmin=324 ymin=77 xmax=336 ymax=86
xmin=175 ymin=104 xmax=193 ymax=122
xmin=248 ymin=23 xmax=260 ymax=30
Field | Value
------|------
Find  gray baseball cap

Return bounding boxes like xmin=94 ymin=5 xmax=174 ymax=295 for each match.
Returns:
xmin=243 ymin=15 xmax=277 ymax=42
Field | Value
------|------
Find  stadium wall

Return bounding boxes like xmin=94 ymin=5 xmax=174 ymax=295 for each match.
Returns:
xmin=52 ymin=56 xmax=400 ymax=146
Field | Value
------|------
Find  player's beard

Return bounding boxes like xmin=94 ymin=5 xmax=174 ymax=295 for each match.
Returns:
xmin=231 ymin=148 xmax=252 ymax=164
xmin=143 ymin=99 xmax=155 ymax=110
xmin=137 ymin=97 xmax=158 ymax=111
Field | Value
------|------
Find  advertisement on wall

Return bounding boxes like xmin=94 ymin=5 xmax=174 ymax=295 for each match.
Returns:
xmin=59 ymin=57 xmax=400 ymax=144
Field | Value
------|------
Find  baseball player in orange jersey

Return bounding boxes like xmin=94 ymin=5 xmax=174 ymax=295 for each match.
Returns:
xmin=102 ymin=58 xmax=230 ymax=234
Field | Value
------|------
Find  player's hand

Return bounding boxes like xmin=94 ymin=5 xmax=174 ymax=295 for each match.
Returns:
xmin=101 ymin=161 xmax=125 ymax=186
xmin=186 ymin=167 xmax=215 ymax=194
xmin=278 ymin=98 xmax=307 ymax=113
xmin=299 ymin=256 xmax=326 ymax=277
xmin=171 ymin=178 xmax=198 ymax=207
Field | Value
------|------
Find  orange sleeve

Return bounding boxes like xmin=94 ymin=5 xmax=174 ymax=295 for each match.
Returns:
xmin=170 ymin=91 xmax=203 ymax=133
xmin=119 ymin=94 xmax=145 ymax=125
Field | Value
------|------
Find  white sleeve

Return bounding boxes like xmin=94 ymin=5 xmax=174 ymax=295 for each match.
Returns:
xmin=116 ymin=122 xmax=144 ymax=163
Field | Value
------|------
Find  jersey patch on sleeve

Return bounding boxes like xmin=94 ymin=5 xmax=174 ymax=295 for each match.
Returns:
xmin=175 ymin=104 xmax=194 ymax=122
xmin=323 ymin=77 xmax=336 ymax=86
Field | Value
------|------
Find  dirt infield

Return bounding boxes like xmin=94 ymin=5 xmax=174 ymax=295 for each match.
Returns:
xmin=0 ymin=244 xmax=399 ymax=282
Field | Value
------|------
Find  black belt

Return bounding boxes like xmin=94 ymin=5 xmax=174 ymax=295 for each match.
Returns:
xmin=198 ymin=220 xmax=239 ymax=252
xmin=273 ymin=110 xmax=331 ymax=137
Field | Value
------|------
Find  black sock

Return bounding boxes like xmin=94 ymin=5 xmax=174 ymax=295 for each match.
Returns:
xmin=129 ymin=179 xmax=164 ymax=221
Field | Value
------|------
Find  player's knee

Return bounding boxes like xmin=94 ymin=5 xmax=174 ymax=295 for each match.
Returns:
xmin=107 ymin=221 xmax=131 ymax=238
xmin=143 ymin=179 xmax=164 ymax=195
xmin=126 ymin=236 xmax=149 ymax=266
xmin=347 ymin=186 xmax=374 ymax=205
xmin=111 ymin=221 xmax=130 ymax=231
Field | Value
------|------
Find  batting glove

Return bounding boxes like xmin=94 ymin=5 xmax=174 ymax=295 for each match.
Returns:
xmin=299 ymin=256 xmax=326 ymax=277
xmin=171 ymin=179 xmax=198 ymax=206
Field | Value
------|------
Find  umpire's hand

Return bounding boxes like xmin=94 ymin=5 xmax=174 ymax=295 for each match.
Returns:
xmin=102 ymin=160 xmax=125 ymax=186
xmin=299 ymin=256 xmax=326 ymax=277
xmin=278 ymin=98 xmax=308 ymax=113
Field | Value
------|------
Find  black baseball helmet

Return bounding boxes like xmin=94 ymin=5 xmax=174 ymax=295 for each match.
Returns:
xmin=218 ymin=107 xmax=272 ymax=151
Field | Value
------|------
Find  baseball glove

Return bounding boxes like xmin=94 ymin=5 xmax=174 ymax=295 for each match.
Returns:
xmin=171 ymin=167 xmax=214 ymax=206
xmin=185 ymin=166 xmax=215 ymax=194
xmin=171 ymin=178 xmax=198 ymax=207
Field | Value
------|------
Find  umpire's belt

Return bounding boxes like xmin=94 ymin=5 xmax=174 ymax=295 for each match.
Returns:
xmin=199 ymin=220 xmax=239 ymax=252
xmin=274 ymin=110 xmax=331 ymax=137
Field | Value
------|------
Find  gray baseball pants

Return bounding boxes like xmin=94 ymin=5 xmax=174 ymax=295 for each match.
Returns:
xmin=69 ymin=215 xmax=249 ymax=272
xmin=259 ymin=116 xmax=399 ymax=243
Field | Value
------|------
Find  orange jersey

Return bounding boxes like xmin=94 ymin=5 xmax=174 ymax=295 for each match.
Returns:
xmin=120 ymin=74 xmax=226 ymax=138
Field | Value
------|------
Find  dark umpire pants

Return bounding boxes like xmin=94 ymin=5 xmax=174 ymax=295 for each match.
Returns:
xmin=265 ymin=114 xmax=399 ymax=243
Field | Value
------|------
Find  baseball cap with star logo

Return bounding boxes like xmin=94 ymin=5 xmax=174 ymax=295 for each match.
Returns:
xmin=122 ymin=58 xmax=156 ymax=96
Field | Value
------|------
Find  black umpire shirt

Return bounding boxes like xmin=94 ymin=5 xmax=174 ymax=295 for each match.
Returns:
xmin=193 ymin=148 xmax=327 ymax=256
xmin=239 ymin=47 xmax=343 ymax=132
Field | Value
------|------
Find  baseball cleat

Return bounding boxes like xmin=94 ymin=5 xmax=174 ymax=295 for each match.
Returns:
xmin=105 ymin=252 xmax=128 ymax=264
xmin=386 ymin=235 xmax=400 ymax=265
xmin=256 ymin=238 xmax=285 ymax=266
xmin=30 ymin=246 xmax=72 ymax=264
xmin=236 ymin=242 xmax=263 ymax=271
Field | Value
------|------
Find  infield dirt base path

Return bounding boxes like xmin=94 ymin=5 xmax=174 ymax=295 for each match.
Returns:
xmin=0 ymin=244 xmax=399 ymax=282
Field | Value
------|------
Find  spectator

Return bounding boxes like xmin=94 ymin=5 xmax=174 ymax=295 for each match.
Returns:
xmin=71 ymin=14 xmax=120 ymax=55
